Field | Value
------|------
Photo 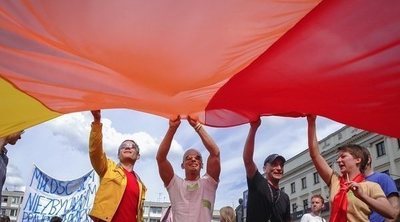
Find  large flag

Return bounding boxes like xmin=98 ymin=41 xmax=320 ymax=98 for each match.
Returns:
xmin=18 ymin=166 xmax=97 ymax=222
xmin=1 ymin=1 xmax=399 ymax=138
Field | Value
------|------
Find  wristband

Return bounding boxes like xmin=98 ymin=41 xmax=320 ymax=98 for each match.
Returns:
xmin=194 ymin=123 xmax=202 ymax=131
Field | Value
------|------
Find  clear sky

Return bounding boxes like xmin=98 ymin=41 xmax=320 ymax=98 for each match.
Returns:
xmin=4 ymin=109 xmax=343 ymax=210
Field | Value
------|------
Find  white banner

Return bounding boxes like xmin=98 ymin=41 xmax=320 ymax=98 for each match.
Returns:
xmin=18 ymin=165 xmax=98 ymax=222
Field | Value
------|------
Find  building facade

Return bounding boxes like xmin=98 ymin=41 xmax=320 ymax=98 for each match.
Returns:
xmin=1 ymin=190 xmax=24 ymax=222
xmin=143 ymin=201 xmax=170 ymax=222
xmin=280 ymin=126 xmax=400 ymax=221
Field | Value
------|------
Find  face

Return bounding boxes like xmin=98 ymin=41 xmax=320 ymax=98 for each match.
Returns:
xmin=336 ymin=150 xmax=361 ymax=174
xmin=263 ymin=159 xmax=284 ymax=182
xmin=7 ymin=131 xmax=23 ymax=145
xmin=118 ymin=146 xmax=140 ymax=162
xmin=310 ymin=197 xmax=324 ymax=214
xmin=182 ymin=153 xmax=202 ymax=174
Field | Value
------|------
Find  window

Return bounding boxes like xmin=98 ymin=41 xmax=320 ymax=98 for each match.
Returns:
xmin=280 ymin=186 xmax=285 ymax=192
xmin=150 ymin=207 xmax=162 ymax=214
xmin=2 ymin=197 xmax=7 ymax=203
xmin=397 ymin=139 xmax=400 ymax=149
xmin=290 ymin=182 xmax=296 ymax=193
xmin=301 ymin=177 xmax=307 ymax=189
xmin=143 ymin=206 xmax=150 ymax=215
xmin=376 ymin=142 xmax=386 ymax=157
xmin=10 ymin=209 xmax=17 ymax=216
xmin=382 ymin=170 xmax=390 ymax=175
xmin=303 ymin=199 xmax=308 ymax=211
xmin=11 ymin=196 xmax=19 ymax=204
xmin=313 ymin=172 xmax=320 ymax=184
xmin=292 ymin=203 xmax=297 ymax=213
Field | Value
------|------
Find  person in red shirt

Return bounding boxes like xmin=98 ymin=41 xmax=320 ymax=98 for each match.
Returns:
xmin=89 ymin=110 xmax=146 ymax=222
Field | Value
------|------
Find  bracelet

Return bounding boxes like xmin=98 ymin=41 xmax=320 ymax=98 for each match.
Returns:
xmin=194 ymin=122 xmax=202 ymax=132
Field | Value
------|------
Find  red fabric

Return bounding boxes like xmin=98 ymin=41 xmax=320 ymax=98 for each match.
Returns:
xmin=330 ymin=174 xmax=365 ymax=222
xmin=205 ymin=0 xmax=400 ymax=138
xmin=112 ymin=169 xmax=139 ymax=222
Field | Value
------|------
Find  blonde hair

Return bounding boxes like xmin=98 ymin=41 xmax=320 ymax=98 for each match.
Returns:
xmin=220 ymin=206 xmax=236 ymax=222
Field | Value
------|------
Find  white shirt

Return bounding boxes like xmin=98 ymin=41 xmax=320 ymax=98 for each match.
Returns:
xmin=300 ymin=213 xmax=326 ymax=222
xmin=167 ymin=174 xmax=218 ymax=222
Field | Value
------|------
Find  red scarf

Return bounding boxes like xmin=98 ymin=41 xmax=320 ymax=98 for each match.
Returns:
xmin=330 ymin=173 xmax=364 ymax=222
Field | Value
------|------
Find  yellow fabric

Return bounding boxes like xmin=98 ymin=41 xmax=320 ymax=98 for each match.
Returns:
xmin=329 ymin=173 xmax=386 ymax=222
xmin=0 ymin=78 xmax=60 ymax=137
xmin=89 ymin=122 xmax=146 ymax=222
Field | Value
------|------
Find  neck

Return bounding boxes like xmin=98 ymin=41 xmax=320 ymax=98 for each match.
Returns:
xmin=185 ymin=171 xmax=200 ymax=181
xmin=119 ymin=162 xmax=134 ymax=172
xmin=311 ymin=211 xmax=321 ymax=217
xmin=364 ymin=167 xmax=373 ymax=177
xmin=346 ymin=170 xmax=361 ymax=181
xmin=268 ymin=179 xmax=279 ymax=189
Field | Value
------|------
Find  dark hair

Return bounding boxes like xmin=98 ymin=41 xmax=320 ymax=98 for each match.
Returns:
xmin=50 ymin=216 xmax=62 ymax=222
xmin=360 ymin=146 xmax=372 ymax=167
xmin=311 ymin=194 xmax=324 ymax=204
xmin=337 ymin=144 xmax=368 ymax=173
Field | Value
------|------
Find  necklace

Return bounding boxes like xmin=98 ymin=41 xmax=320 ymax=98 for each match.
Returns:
xmin=267 ymin=182 xmax=281 ymax=203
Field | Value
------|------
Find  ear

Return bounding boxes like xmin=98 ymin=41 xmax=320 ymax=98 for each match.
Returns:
xmin=262 ymin=165 xmax=267 ymax=173
xmin=136 ymin=153 xmax=140 ymax=160
xmin=181 ymin=163 xmax=184 ymax=169
xmin=355 ymin=157 xmax=362 ymax=165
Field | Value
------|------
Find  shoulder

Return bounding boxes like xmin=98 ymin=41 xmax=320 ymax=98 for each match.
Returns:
xmin=367 ymin=172 xmax=390 ymax=180
xmin=375 ymin=172 xmax=396 ymax=182
xmin=329 ymin=172 xmax=340 ymax=186
xmin=251 ymin=170 xmax=263 ymax=181
xmin=202 ymin=174 xmax=218 ymax=186
xmin=104 ymin=158 xmax=116 ymax=169
xmin=172 ymin=174 xmax=182 ymax=182
xmin=281 ymin=190 xmax=290 ymax=199
xmin=302 ymin=213 xmax=311 ymax=218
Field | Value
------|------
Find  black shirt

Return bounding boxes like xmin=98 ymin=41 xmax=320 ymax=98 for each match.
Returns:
xmin=246 ymin=170 xmax=290 ymax=222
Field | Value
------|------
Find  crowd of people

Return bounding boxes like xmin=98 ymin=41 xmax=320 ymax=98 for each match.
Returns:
xmin=1 ymin=112 xmax=399 ymax=222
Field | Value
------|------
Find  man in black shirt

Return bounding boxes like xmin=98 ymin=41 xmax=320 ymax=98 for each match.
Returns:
xmin=243 ymin=118 xmax=290 ymax=222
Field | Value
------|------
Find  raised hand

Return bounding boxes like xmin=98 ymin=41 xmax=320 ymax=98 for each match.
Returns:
xmin=91 ymin=110 xmax=101 ymax=122
xmin=250 ymin=117 xmax=261 ymax=128
xmin=169 ymin=116 xmax=181 ymax=129
xmin=187 ymin=115 xmax=199 ymax=128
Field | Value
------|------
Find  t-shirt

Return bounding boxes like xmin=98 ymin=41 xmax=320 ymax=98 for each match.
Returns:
xmin=300 ymin=213 xmax=326 ymax=222
xmin=112 ymin=169 xmax=139 ymax=222
xmin=329 ymin=173 xmax=386 ymax=222
xmin=366 ymin=172 xmax=399 ymax=222
xmin=246 ymin=170 xmax=290 ymax=222
xmin=167 ymin=174 xmax=218 ymax=222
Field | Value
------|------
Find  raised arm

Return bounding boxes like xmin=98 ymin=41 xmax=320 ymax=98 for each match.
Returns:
xmin=243 ymin=118 xmax=261 ymax=179
xmin=89 ymin=110 xmax=108 ymax=177
xmin=156 ymin=117 xmax=180 ymax=186
xmin=187 ymin=116 xmax=221 ymax=182
xmin=307 ymin=115 xmax=333 ymax=185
